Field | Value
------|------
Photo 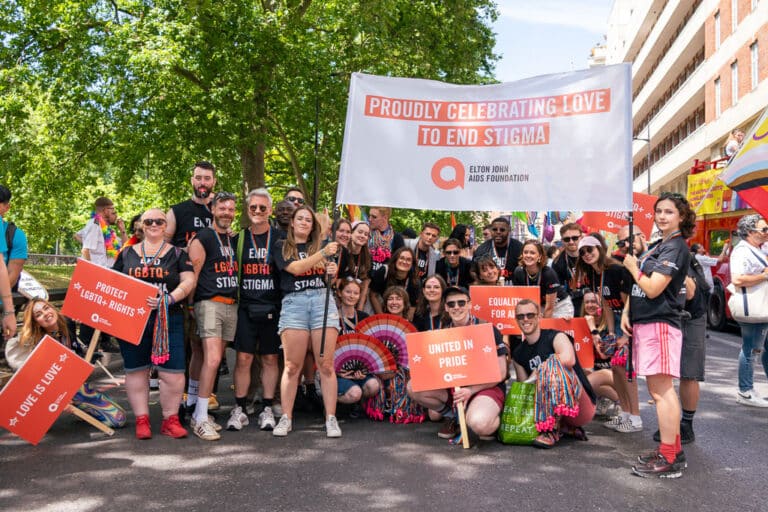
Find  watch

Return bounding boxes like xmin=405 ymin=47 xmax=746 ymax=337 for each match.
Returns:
xmin=590 ymin=329 xmax=600 ymax=335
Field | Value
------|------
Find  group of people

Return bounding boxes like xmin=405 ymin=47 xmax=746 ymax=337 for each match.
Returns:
xmin=3 ymin=162 xmax=768 ymax=481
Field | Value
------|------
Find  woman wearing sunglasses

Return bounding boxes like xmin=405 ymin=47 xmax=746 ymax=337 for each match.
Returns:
xmin=337 ymin=221 xmax=373 ymax=311
xmin=435 ymin=238 xmax=473 ymax=289
xmin=512 ymin=239 xmax=570 ymax=318
xmin=574 ymin=235 xmax=642 ymax=434
xmin=621 ymin=192 xmax=696 ymax=478
xmin=112 ymin=208 xmax=196 ymax=439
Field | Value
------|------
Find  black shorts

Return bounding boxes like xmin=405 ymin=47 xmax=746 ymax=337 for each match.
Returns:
xmin=233 ymin=303 xmax=281 ymax=355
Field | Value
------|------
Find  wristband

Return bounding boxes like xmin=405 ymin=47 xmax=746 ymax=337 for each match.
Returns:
xmin=167 ymin=293 xmax=176 ymax=306
xmin=636 ymin=271 xmax=644 ymax=281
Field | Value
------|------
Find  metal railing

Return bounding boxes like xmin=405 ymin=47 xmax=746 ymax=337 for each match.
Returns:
xmin=26 ymin=253 xmax=78 ymax=265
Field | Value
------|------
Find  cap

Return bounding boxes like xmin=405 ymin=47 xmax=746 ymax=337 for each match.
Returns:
xmin=443 ymin=285 xmax=470 ymax=300
xmin=577 ymin=235 xmax=602 ymax=250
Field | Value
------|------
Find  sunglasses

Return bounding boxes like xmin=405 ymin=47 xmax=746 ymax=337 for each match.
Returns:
xmin=249 ymin=204 xmax=269 ymax=213
xmin=142 ymin=218 xmax=167 ymax=226
xmin=345 ymin=276 xmax=362 ymax=284
xmin=491 ymin=227 xmax=507 ymax=232
xmin=515 ymin=312 xmax=537 ymax=321
xmin=445 ymin=299 xmax=468 ymax=308
xmin=444 ymin=250 xmax=460 ymax=255
xmin=286 ymin=196 xmax=305 ymax=205
xmin=579 ymin=246 xmax=596 ymax=256
xmin=756 ymin=227 xmax=768 ymax=234
xmin=562 ymin=236 xmax=581 ymax=243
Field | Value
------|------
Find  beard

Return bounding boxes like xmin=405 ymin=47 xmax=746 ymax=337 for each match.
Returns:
xmin=194 ymin=185 xmax=212 ymax=199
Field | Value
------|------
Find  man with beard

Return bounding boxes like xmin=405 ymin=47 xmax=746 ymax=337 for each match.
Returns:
xmin=473 ymin=217 xmax=522 ymax=284
xmin=187 ymin=192 xmax=239 ymax=440
xmin=81 ymin=197 xmax=127 ymax=267
xmin=273 ymin=199 xmax=295 ymax=237
xmin=165 ymin=161 xmax=216 ymax=247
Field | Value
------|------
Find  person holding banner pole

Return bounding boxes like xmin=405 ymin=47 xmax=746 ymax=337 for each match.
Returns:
xmin=621 ymin=192 xmax=695 ymax=478
xmin=187 ymin=192 xmax=239 ymax=441
xmin=407 ymin=286 xmax=508 ymax=445
xmin=272 ymin=205 xmax=341 ymax=438
xmin=113 ymin=208 xmax=195 ymax=440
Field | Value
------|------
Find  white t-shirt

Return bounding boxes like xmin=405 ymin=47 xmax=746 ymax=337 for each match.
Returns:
xmin=695 ymin=253 xmax=719 ymax=288
xmin=730 ymin=241 xmax=767 ymax=280
xmin=81 ymin=220 xmax=114 ymax=268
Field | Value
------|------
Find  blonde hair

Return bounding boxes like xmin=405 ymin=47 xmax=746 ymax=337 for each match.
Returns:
xmin=19 ymin=298 xmax=70 ymax=348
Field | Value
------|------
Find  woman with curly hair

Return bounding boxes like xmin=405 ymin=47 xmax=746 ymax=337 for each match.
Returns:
xmin=370 ymin=246 xmax=421 ymax=319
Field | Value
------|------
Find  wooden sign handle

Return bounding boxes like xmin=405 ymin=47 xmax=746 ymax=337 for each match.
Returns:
xmin=67 ymin=404 xmax=114 ymax=436
xmin=454 ymin=386 xmax=470 ymax=449
xmin=84 ymin=329 xmax=102 ymax=364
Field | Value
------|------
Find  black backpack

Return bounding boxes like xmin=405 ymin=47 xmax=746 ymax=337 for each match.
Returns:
xmin=689 ymin=253 xmax=712 ymax=296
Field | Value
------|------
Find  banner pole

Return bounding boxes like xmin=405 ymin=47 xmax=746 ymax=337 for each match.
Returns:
xmin=67 ymin=404 xmax=115 ymax=436
xmin=84 ymin=329 xmax=102 ymax=364
xmin=454 ymin=387 xmax=471 ymax=449
xmin=626 ymin=211 xmax=635 ymax=384
xmin=319 ymin=204 xmax=341 ymax=358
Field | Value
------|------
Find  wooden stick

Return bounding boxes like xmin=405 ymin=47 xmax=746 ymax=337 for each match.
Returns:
xmin=454 ymin=386 xmax=470 ymax=449
xmin=67 ymin=404 xmax=114 ymax=436
xmin=95 ymin=360 xmax=121 ymax=387
xmin=84 ymin=329 xmax=101 ymax=364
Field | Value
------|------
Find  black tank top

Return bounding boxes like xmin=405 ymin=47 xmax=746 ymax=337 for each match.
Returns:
xmin=170 ymin=199 xmax=213 ymax=247
xmin=193 ymin=228 xmax=238 ymax=301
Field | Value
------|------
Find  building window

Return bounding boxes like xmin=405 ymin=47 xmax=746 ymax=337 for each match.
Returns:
xmin=715 ymin=77 xmax=721 ymax=117
xmin=714 ymin=11 xmax=720 ymax=49
xmin=731 ymin=61 xmax=738 ymax=104
xmin=732 ymin=0 xmax=738 ymax=31
xmin=751 ymin=42 xmax=759 ymax=90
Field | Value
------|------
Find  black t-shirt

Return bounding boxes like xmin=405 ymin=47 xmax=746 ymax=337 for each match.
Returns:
xmin=685 ymin=266 xmax=706 ymax=320
xmin=235 ymin=227 xmax=281 ymax=305
xmin=169 ymin=199 xmax=213 ymax=248
xmin=412 ymin=313 xmax=443 ymax=332
xmin=370 ymin=267 xmax=421 ymax=307
xmin=553 ymin=252 xmax=581 ymax=312
xmin=435 ymin=257 xmax=473 ymax=288
xmin=630 ymin=236 xmax=691 ymax=329
xmin=581 ymin=263 xmax=631 ymax=315
xmin=192 ymin=228 xmax=238 ymax=301
xmin=113 ymin=244 xmax=193 ymax=308
xmin=473 ymin=238 xmax=523 ymax=284
xmin=512 ymin=266 xmax=564 ymax=303
xmin=338 ymin=247 xmax=371 ymax=281
xmin=274 ymin=240 xmax=329 ymax=295
xmin=512 ymin=329 xmax=596 ymax=403
xmin=340 ymin=309 xmax=369 ymax=334
xmin=443 ymin=317 xmax=508 ymax=390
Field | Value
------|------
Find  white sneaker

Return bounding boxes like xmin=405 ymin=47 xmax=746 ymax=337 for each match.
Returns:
xmin=737 ymin=390 xmax=768 ymax=408
xmin=614 ymin=417 xmax=643 ymax=433
xmin=191 ymin=418 xmax=221 ymax=441
xmin=259 ymin=406 xmax=276 ymax=431
xmin=603 ymin=414 xmax=624 ymax=430
xmin=226 ymin=406 xmax=249 ymax=431
xmin=272 ymin=415 xmax=292 ymax=437
xmin=191 ymin=414 xmax=223 ymax=432
xmin=325 ymin=415 xmax=342 ymax=438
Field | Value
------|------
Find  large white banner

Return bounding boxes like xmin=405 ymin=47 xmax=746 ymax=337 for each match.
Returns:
xmin=338 ymin=65 xmax=632 ymax=212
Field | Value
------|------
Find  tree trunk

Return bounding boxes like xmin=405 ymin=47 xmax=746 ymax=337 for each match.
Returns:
xmin=239 ymin=142 xmax=265 ymax=226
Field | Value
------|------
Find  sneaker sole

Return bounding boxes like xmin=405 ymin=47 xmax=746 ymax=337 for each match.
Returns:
xmin=736 ymin=397 xmax=768 ymax=408
xmin=632 ymin=467 xmax=683 ymax=479
xmin=260 ymin=423 xmax=275 ymax=431
xmin=326 ymin=432 xmax=342 ymax=438
xmin=161 ymin=429 xmax=188 ymax=439
xmin=615 ymin=427 xmax=643 ymax=433
xmin=272 ymin=430 xmax=291 ymax=437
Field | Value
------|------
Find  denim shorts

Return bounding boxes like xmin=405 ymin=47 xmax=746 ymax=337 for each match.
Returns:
xmin=120 ymin=311 xmax=186 ymax=373
xmin=337 ymin=375 xmax=375 ymax=396
xmin=278 ymin=288 xmax=340 ymax=334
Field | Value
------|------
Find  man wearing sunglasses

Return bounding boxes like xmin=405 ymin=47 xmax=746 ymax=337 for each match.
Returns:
xmin=407 ymin=286 xmax=508 ymax=445
xmin=473 ymin=217 xmax=523 ymax=284
xmin=228 ymin=188 xmax=283 ymax=432
xmin=552 ymin=223 xmax=584 ymax=314
xmin=165 ymin=161 xmax=216 ymax=248
xmin=404 ymin=222 xmax=441 ymax=280
xmin=511 ymin=299 xmax=596 ymax=448
xmin=283 ymin=187 xmax=306 ymax=207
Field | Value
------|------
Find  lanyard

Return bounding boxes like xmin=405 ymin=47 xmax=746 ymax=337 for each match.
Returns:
xmin=215 ymin=231 xmax=234 ymax=276
xmin=141 ymin=241 xmax=166 ymax=270
xmin=249 ymin=227 xmax=271 ymax=263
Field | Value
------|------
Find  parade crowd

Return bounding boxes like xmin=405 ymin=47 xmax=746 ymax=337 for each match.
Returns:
xmin=2 ymin=162 xmax=768 ymax=481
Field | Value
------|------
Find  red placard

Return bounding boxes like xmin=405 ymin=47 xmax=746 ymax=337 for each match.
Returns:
xmin=539 ymin=318 xmax=594 ymax=369
xmin=0 ymin=336 xmax=93 ymax=445
xmin=406 ymin=323 xmax=503 ymax=392
xmin=580 ymin=192 xmax=657 ymax=238
xmin=470 ymin=285 xmax=540 ymax=335
xmin=61 ymin=259 xmax=157 ymax=345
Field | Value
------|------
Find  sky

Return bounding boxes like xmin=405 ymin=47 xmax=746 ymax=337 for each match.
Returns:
xmin=492 ymin=0 xmax=615 ymax=82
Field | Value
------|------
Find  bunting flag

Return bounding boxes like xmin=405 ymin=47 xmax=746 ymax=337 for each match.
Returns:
xmin=719 ymin=106 xmax=768 ymax=219
xmin=450 ymin=212 xmax=457 ymax=229
xmin=345 ymin=204 xmax=367 ymax=222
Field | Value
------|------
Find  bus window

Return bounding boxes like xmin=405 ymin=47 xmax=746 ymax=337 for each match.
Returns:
xmin=709 ymin=230 xmax=731 ymax=256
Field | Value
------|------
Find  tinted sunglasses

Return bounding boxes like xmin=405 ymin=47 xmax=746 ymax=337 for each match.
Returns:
xmin=444 ymin=250 xmax=460 ymax=255
xmin=515 ymin=312 xmax=537 ymax=321
xmin=562 ymin=236 xmax=581 ymax=243
xmin=445 ymin=299 xmax=468 ymax=308
xmin=286 ymin=195 xmax=305 ymax=205
xmin=142 ymin=218 xmax=167 ymax=226
xmin=345 ymin=276 xmax=362 ymax=284
xmin=579 ymin=246 xmax=596 ymax=256
xmin=249 ymin=204 xmax=269 ymax=213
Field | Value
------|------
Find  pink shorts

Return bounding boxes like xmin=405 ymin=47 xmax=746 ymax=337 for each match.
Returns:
xmin=561 ymin=388 xmax=596 ymax=428
xmin=632 ymin=322 xmax=682 ymax=378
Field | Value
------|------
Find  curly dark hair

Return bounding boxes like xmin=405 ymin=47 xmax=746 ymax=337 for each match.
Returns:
xmin=655 ymin=192 xmax=696 ymax=238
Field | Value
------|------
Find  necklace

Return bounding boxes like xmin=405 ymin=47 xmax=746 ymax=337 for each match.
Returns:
xmin=214 ymin=231 xmax=235 ymax=276
xmin=525 ymin=268 xmax=541 ymax=286
xmin=141 ymin=241 xmax=166 ymax=271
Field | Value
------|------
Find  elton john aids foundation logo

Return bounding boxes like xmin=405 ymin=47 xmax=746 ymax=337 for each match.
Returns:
xmin=431 ymin=157 xmax=465 ymax=190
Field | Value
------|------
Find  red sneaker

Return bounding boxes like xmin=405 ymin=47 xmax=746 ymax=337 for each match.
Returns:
xmin=135 ymin=415 xmax=152 ymax=440
xmin=161 ymin=414 xmax=188 ymax=439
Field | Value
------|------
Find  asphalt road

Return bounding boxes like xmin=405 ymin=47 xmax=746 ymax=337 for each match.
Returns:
xmin=1 ymin=327 xmax=766 ymax=512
